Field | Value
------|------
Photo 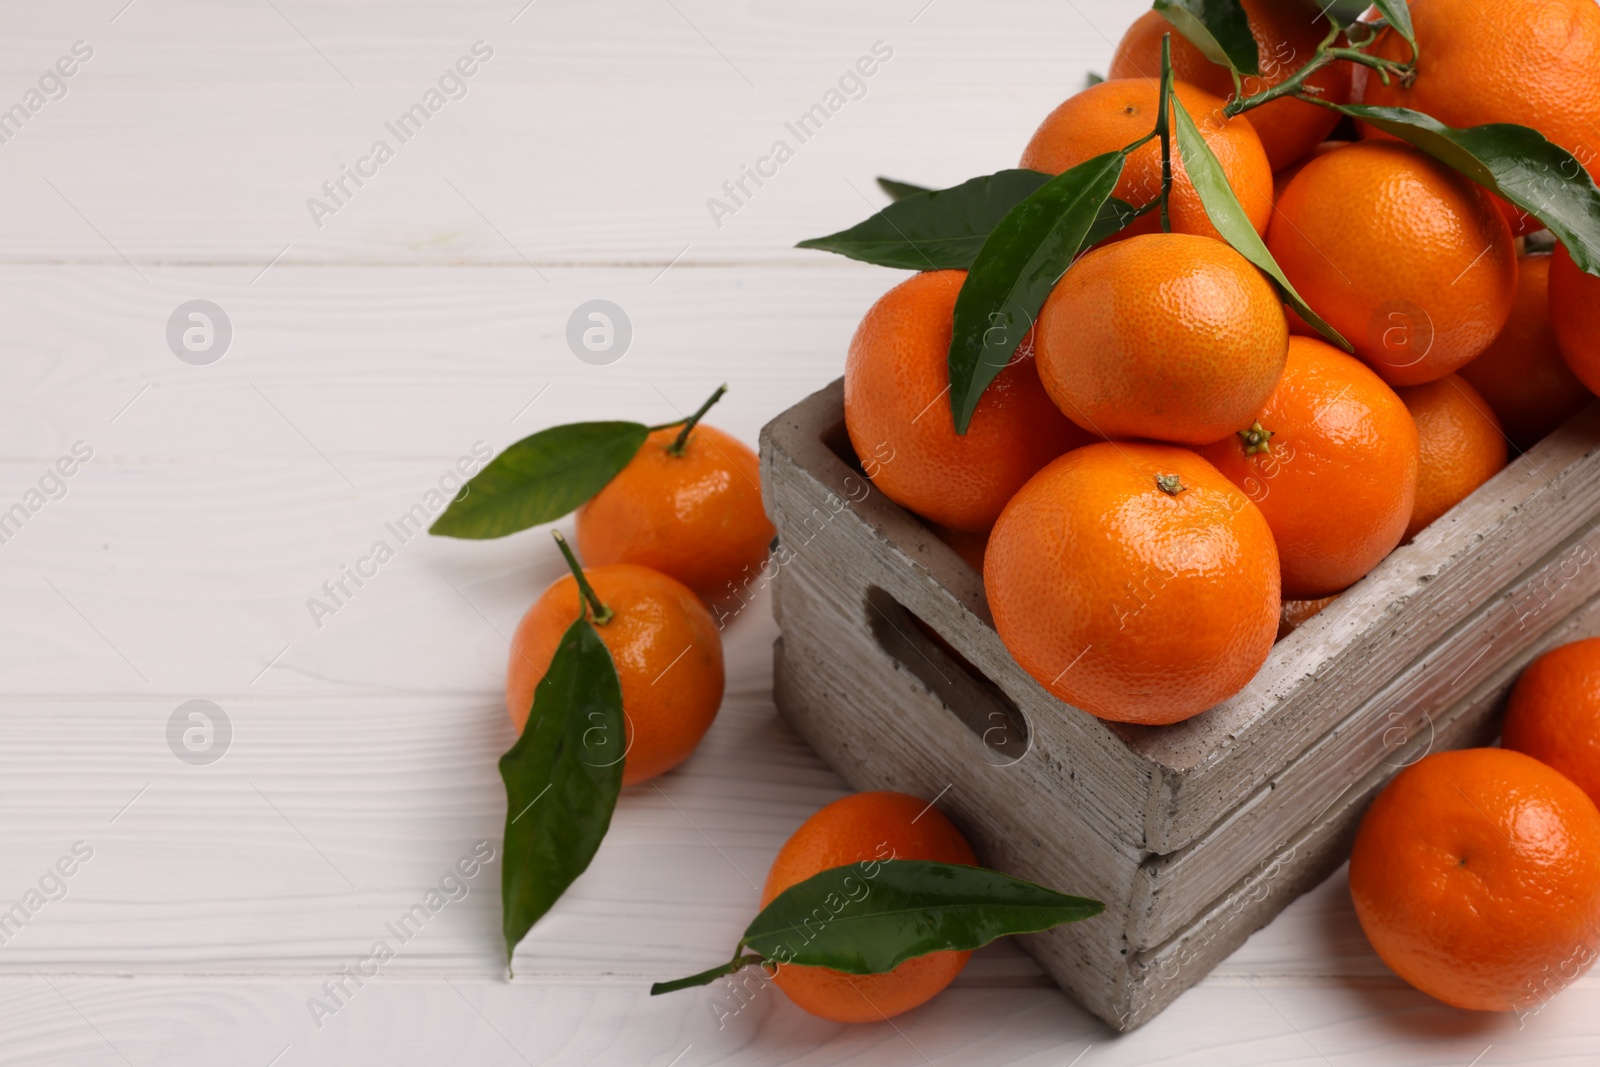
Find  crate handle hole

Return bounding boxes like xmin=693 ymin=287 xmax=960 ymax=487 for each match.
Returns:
xmin=863 ymin=586 xmax=1031 ymax=767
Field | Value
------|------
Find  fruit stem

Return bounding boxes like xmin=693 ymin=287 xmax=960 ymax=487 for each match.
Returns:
xmin=1223 ymin=20 xmax=1414 ymax=117
xmin=1156 ymin=473 xmax=1185 ymax=496
xmin=552 ymin=530 xmax=613 ymax=626
xmin=1238 ymin=420 xmax=1275 ymax=456
xmin=1155 ymin=34 xmax=1174 ymax=235
xmin=667 ymin=384 xmax=728 ymax=456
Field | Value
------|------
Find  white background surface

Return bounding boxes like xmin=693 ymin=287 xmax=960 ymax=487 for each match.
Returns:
xmin=2 ymin=0 xmax=1594 ymax=1063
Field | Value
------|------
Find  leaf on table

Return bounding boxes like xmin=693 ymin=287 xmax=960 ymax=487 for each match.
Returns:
xmin=651 ymin=860 xmax=1104 ymax=992
xmin=795 ymin=169 xmax=1055 ymax=270
xmin=876 ymin=177 xmax=933 ymax=201
xmin=429 ymin=421 xmax=649 ymax=539
xmin=1154 ymin=0 xmax=1260 ymax=75
xmin=500 ymin=617 xmax=626 ymax=964
xmin=947 ymin=151 xmax=1128 ymax=434
xmin=1325 ymin=103 xmax=1600 ymax=275
xmin=1170 ymin=93 xmax=1351 ymax=350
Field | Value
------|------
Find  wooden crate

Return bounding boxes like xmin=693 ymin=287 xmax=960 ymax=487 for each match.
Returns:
xmin=759 ymin=379 xmax=1600 ymax=1030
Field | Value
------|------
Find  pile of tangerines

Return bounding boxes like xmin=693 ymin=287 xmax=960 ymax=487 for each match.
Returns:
xmin=847 ymin=0 xmax=1600 ymax=730
xmin=829 ymin=0 xmax=1600 ymax=1022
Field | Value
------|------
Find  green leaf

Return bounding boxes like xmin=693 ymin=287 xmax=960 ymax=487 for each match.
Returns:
xmin=1322 ymin=104 xmax=1600 ymax=275
xmin=876 ymin=177 xmax=932 ymax=201
xmin=1085 ymin=71 xmax=1105 ymax=87
xmin=947 ymin=151 xmax=1128 ymax=434
xmin=1367 ymin=0 xmax=1415 ymax=49
xmin=651 ymin=860 xmax=1104 ymax=993
xmin=500 ymin=617 xmax=626 ymax=963
xmin=796 ymin=170 xmax=1055 ymax=270
xmin=1170 ymin=93 xmax=1351 ymax=350
xmin=429 ymin=422 xmax=648 ymax=539
xmin=1154 ymin=0 xmax=1260 ymax=76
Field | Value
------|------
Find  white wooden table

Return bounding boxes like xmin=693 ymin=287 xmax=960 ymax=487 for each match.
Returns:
xmin=2 ymin=1 xmax=1594 ymax=1062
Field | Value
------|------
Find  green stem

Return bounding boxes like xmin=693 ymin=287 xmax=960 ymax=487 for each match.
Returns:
xmin=552 ymin=530 xmax=613 ymax=626
xmin=650 ymin=952 xmax=767 ymax=995
xmin=1224 ymin=22 xmax=1412 ymax=117
xmin=668 ymin=384 xmax=728 ymax=456
xmin=1155 ymin=34 xmax=1174 ymax=235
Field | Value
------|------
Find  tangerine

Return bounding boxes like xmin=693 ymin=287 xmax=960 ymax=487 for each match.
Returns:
xmin=1267 ymin=140 xmax=1517 ymax=386
xmin=843 ymin=270 xmax=1090 ymax=532
xmin=1109 ymin=0 xmax=1351 ymax=170
xmin=1458 ymin=253 xmax=1591 ymax=452
xmin=1549 ymin=242 xmax=1600 ymax=398
xmin=1359 ymin=0 xmax=1600 ymax=236
xmin=985 ymin=442 xmax=1280 ymax=725
xmin=1349 ymin=748 xmax=1600 ymax=1011
xmin=761 ymin=791 xmax=978 ymax=1023
xmin=1020 ymin=78 xmax=1273 ymax=244
xmin=1034 ymin=232 xmax=1288 ymax=446
xmin=1395 ymin=374 xmax=1507 ymax=541
xmin=506 ymin=561 xmax=723 ymax=786
xmin=1503 ymin=637 xmax=1600 ymax=811
xmin=576 ymin=420 xmax=773 ymax=604
xmin=1198 ymin=337 xmax=1419 ymax=598
xmin=1277 ymin=595 xmax=1337 ymax=640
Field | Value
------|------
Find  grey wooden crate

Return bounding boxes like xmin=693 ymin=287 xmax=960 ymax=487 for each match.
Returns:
xmin=759 ymin=378 xmax=1600 ymax=1029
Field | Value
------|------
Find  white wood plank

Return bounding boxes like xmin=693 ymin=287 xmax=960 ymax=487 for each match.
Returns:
xmin=0 ymin=1 xmax=1142 ymax=266
xmin=3 ymin=972 xmax=1597 ymax=1067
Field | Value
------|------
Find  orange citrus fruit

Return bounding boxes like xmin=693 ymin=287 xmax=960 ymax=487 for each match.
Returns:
xmin=931 ymin=523 xmax=989 ymax=573
xmin=1199 ymin=336 xmax=1419 ymax=598
xmin=1109 ymin=0 xmax=1352 ymax=170
xmin=506 ymin=563 xmax=723 ymax=786
xmin=1503 ymin=638 xmax=1600 ymax=811
xmin=843 ymin=270 xmax=1091 ymax=532
xmin=1358 ymin=0 xmax=1600 ymax=236
xmin=1395 ymin=374 xmax=1507 ymax=541
xmin=1020 ymin=78 xmax=1272 ymax=244
xmin=1550 ymin=242 xmax=1600 ymax=397
xmin=1458 ymin=253 xmax=1592 ymax=453
xmin=985 ymin=441 xmax=1280 ymax=725
xmin=761 ymin=791 xmax=978 ymax=1023
xmin=1277 ymin=595 xmax=1337 ymax=640
xmin=1349 ymin=748 xmax=1600 ymax=1011
xmin=1034 ymin=232 xmax=1289 ymax=446
xmin=576 ymin=423 xmax=773 ymax=604
xmin=1267 ymin=140 xmax=1517 ymax=386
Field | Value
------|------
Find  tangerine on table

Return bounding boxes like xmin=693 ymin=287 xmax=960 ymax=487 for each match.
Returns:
xmin=1349 ymin=748 xmax=1600 ymax=1011
xmin=577 ymin=422 xmax=773 ymax=605
xmin=1458 ymin=253 xmax=1592 ymax=453
xmin=1503 ymin=637 xmax=1600 ymax=810
xmin=1359 ymin=0 xmax=1600 ymax=236
xmin=761 ymin=791 xmax=978 ymax=1023
xmin=1034 ymin=232 xmax=1288 ymax=446
xmin=985 ymin=442 xmax=1280 ymax=725
xmin=843 ymin=270 xmax=1091 ymax=533
xmin=1394 ymin=374 xmax=1507 ymax=542
xmin=1549 ymin=242 xmax=1600 ymax=397
xmin=1020 ymin=78 xmax=1273 ymax=244
xmin=506 ymin=562 xmax=723 ymax=786
xmin=1109 ymin=0 xmax=1351 ymax=171
xmin=1199 ymin=337 xmax=1419 ymax=599
xmin=1267 ymin=140 xmax=1517 ymax=386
